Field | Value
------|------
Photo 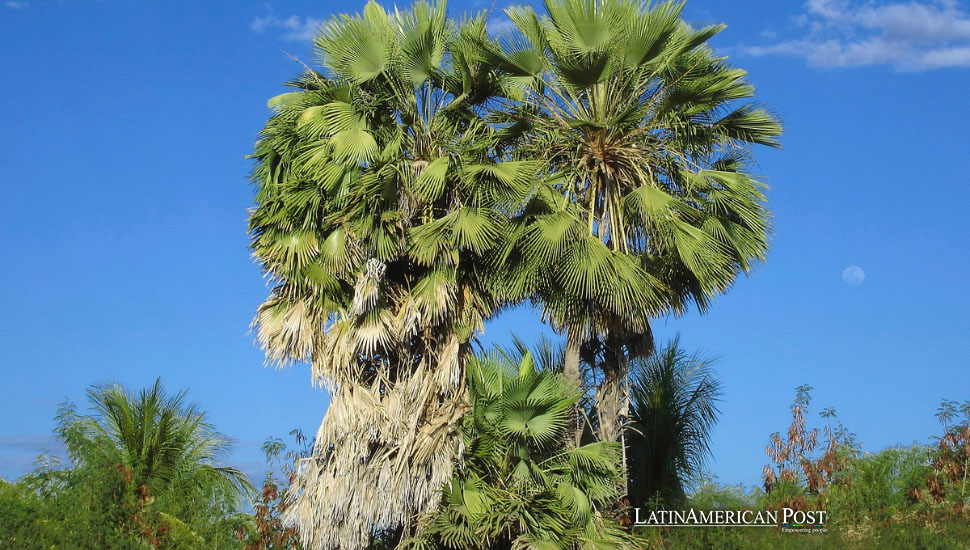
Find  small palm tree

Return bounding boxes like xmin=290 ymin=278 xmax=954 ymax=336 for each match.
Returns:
xmin=625 ymin=338 xmax=721 ymax=507
xmin=415 ymin=351 xmax=632 ymax=549
xmin=57 ymin=378 xmax=253 ymax=539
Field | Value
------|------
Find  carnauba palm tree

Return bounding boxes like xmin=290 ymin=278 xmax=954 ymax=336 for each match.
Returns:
xmin=412 ymin=351 xmax=632 ymax=549
xmin=247 ymin=1 xmax=538 ymax=547
xmin=487 ymin=0 xmax=782 ymax=447
xmin=625 ymin=338 xmax=722 ymax=507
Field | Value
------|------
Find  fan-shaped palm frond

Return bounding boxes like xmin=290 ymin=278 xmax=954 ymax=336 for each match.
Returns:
xmin=248 ymin=2 xmax=536 ymax=547
xmin=412 ymin=352 xmax=633 ymax=549
xmin=492 ymin=0 xmax=780 ymax=445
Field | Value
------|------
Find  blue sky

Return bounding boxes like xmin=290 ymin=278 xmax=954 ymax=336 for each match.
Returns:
xmin=1 ymin=0 xmax=968 ymax=489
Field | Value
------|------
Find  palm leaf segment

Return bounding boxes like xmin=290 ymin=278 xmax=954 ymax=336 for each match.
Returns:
xmin=414 ymin=352 xmax=632 ymax=549
xmin=248 ymin=2 xmax=537 ymax=548
xmin=495 ymin=0 xmax=782 ymax=341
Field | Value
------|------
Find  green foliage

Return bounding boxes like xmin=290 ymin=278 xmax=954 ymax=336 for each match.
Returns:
xmin=248 ymin=0 xmax=780 ymax=543
xmin=500 ymin=0 xmax=782 ymax=317
xmin=646 ymin=393 xmax=970 ymax=550
xmin=413 ymin=352 xmax=632 ymax=549
xmin=239 ymin=3 xmax=963 ymax=550
xmin=0 ymin=458 xmax=144 ymax=549
xmin=626 ymin=338 xmax=722 ymax=508
xmin=234 ymin=430 xmax=312 ymax=550
xmin=688 ymin=477 xmax=764 ymax=511
xmin=824 ymin=446 xmax=932 ymax=525
xmin=490 ymin=0 xmax=781 ymax=448
xmin=249 ymin=0 xmax=531 ymax=375
xmin=248 ymin=3 xmax=541 ymax=545
xmin=62 ymin=379 xmax=254 ymax=515
xmin=0 ymin=380 xmax=253 ymax=550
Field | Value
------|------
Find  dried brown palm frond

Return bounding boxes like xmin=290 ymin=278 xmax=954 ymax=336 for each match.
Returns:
xmin=287 ymin=353 xmax=468 ymax=550
xmin=265 ymin=271 xmax=478 ymax=548
xmin=252 ymin=291 xmax=320 ymax=369
xmin=264 ymin=256 xmax=488 ymax=550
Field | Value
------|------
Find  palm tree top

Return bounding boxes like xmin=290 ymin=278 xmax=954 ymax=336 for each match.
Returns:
xmin=58 ymin=378 xmax=253 ymax=508
xmin=495 ymin=0 xmax=782 ymax=327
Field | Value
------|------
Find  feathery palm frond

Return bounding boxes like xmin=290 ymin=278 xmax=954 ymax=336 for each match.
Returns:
xmin=56 ymin=378 xmax=254 ymax=518
xmin=625 ymin=338 xmax=722 ymax=507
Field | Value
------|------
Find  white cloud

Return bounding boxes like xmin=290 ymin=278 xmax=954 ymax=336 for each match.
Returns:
xmin=743 ymin=0 xmax=970 ymax=70
xmin=4 ymin=1 xmax=28 ymax=9
xmin=251 ymin=8 xmax=322 ymax=42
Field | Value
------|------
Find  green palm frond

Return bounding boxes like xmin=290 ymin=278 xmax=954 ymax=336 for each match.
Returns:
xmin=58 ymin=379 xmax=255 ymax=517
xmin=416 ymin=352 xmax=632 ymax=549
xmin=488 ymin=0 xmax=779 ymax=445
xmin=626 ymin=337 xmax=722 ymax=507
xmin=247 ymin=2 xmax=543 ymax=548
xmin=247 ymin=0 xmax=777 ymax=544
xmin=315 ymin=2 xmax=393 ymax=82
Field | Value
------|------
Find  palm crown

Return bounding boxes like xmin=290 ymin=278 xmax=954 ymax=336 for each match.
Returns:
xmin=57 ymin=379 xmax=253 ymax=526
xmin=488 ymin=0 xmax=780 ymax=443
xmin=626 ymin=338 xmax=722 ymax=507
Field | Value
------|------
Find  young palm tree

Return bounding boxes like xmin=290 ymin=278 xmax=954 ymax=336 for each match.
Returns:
xmin=248 ymin=2 xmax=536 ymax=547
xmin=56 ymin=379 xmax=253 ymax=536
xmin=491 ymin=0 xmax=781 ymax=446
xmin=414 ymin=351 xmax=632 ymax=549
xmin=625 ymin=339 xmax=722 ymax=507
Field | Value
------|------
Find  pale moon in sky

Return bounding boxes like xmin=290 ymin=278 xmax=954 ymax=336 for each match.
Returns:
xmin=842 ymin=265 xmax=865 ymax=285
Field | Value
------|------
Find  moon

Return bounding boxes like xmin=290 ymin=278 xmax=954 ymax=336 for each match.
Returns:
xmin=842 ymin=265 xmax=865 ymax=286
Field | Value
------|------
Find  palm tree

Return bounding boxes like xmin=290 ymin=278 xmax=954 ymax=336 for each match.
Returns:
xmin=625 ymin=338 xmax=722 ymax=507
xmin=415 ymin=351 xmax=632 ymax=549
xmin=56 ymin=378 xmax=253 ymax=540
xmin=490 ymin=0 xmax=781 ymax=446
xmin=248 ymin=2 xmax=536 ymax=547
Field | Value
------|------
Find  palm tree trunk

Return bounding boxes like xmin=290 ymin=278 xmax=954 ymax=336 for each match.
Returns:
xmin=597 ymin=363 xmax=625 ymax=444
xmin=597 ymin=333 xmax=628 ymax=444
xmin=598 ymin=338 xmax=630 ymax=502
xmin=563 ymin=330 xmax=582 ymax=386
xmin=563 ymin=330 xmax=584 ymax=447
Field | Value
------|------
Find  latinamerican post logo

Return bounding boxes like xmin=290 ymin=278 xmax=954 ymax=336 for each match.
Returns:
xmin=633 ymin=508 xmax=828 ymax=534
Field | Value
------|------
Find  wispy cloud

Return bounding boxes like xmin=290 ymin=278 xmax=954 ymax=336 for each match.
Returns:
xmin=743 ymin=0 xmax=970 ymax=71
xmin=0 ymin=434 xmax=66 ymax=480
xmin=5 ymin=1 xmax=28 ymax=9
xmin=0 ymin=434 xmax=61 ymax=452
xmin=251 ymin=7 xmax=322 ymax=42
